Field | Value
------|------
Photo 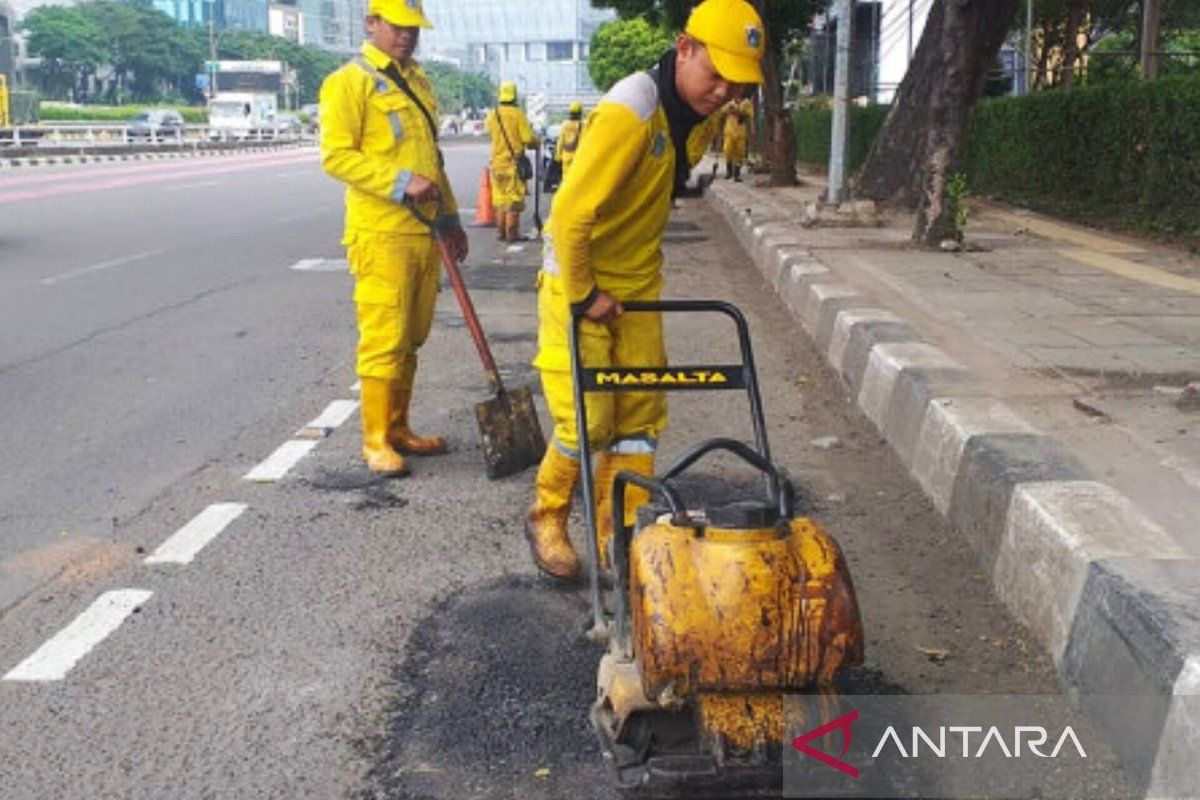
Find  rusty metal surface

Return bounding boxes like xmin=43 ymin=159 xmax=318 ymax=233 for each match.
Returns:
xmin=630 ymin=518 xmax=864 ymax=698
xmin=475 ymin=384 xmax=546 ymax=479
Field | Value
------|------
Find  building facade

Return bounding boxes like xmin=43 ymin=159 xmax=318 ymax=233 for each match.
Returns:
xmin=420 ymin=0 xmax=615 ymax=108
xmin=297 ymin=0 xmax=364 ymax=54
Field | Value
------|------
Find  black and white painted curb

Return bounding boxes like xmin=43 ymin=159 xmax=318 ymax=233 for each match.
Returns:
xmin=707 ymin=181 xmax=1200 ymax=797
xmin=0 ymin=142 xmax=302 ymax=170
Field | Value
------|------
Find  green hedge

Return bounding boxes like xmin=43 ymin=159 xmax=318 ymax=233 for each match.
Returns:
xmin=38 ymin=104 xmax=208 ymax=123
xmin=792 ymin=103 xmax=890 ymax=173
xmin=966 ymin=75 xmax=1200 ymax=241
xmin=792 ymin=75 xmax=1200 ymax=242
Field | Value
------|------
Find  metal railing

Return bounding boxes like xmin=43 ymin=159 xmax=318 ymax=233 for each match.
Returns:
xmin=1 ymin=122 xmax=315 ymax=149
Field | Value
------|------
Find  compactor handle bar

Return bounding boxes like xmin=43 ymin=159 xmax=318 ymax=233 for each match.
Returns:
xmin=568 ymin=299 xmax=775 ymax=637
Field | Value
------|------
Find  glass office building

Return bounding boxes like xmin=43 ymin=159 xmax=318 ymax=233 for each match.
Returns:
xmin=421 ymin=0 xmax=615 ymax=106
xmin=297 ymin=0 xmax=365 ymax=54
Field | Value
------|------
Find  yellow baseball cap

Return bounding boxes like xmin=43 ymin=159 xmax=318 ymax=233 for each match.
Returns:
xmin=498 ymin=81 xmax=517 ymax=103
xmin=684 ymin=0 xmax=765 ymax=84
xmin=368 ymin=0 xmax=433 ymax=29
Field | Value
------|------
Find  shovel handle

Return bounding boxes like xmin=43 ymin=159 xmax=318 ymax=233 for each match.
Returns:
xmin=408 ymin=199 xmax=506 ymax=395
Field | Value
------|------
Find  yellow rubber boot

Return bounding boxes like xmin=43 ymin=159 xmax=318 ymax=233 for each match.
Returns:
xmin=594 ymin=452 xmax=654 ymax=573
xmin=525 ymin=446 xmax=582 ymax=581
xmin=389 ymin=388 xmax=448 ymax=455
xmin=360 ymin=377 xmax=409 ymax=476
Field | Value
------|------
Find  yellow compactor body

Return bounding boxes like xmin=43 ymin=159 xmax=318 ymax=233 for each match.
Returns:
xmin=592 ymin=461 xmax=864 ymax=797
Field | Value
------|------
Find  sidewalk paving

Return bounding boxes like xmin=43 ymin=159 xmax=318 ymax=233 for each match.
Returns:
xmin=707 ymin=172 xmax=1200 ymax=797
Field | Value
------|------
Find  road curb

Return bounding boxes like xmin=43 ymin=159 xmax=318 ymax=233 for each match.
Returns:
xmin=0 ymin=142 xmax=303 ymax=170
xmin=706 ymin=180 xmax=1200 ymax=797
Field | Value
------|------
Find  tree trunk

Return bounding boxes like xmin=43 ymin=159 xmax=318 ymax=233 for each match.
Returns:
xmin=1061 ymin=0 xmax=1083 ymax=88
xmin=854 ymin=0 xmax=1019 ymax=244
xmin=753 ymin=0 xmax=798 ymax=186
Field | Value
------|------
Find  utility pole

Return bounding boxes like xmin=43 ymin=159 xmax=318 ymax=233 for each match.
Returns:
xmin=1140 ymin=0 xmax=1161 ymax=80
xmin=907 ymin=0 xmax=913 ymax=63
xmin=207 ymin=0 xmax=218 ymax=100
xmin=828 ymin=0 xmax=854 ymax=205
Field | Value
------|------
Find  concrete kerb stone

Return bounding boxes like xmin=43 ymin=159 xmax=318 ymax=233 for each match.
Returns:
xmin=910 ymin=397 xmax=1038 ymax=516
xmin=995 ymin=481 xmax=1189 ymax=666
xmin=799 ymin=282 xmax=862 ymax=340
xmin=1149 ymin=654 xmax=1200 ymax=797
xmin=948 ymin=432 xmax=1091 ymax=573
xmin=857 ymin=341 xmax=963 ymax=430
xmin=1064 ymin=557 xmax=1200 ymax=795
xmin=779 ymin=260 xmax=832 ymax=320
xmin=835 ymin=317 xmax=924 ymax=395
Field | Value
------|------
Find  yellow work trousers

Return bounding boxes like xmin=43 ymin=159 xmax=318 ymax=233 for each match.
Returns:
xmin=532 ymin=272 xmax=666 ymax=455
xmin=346 ymin=230 xmax=441 ymax=390
xmin=723 ymin=130 xmax=747 ymax=165
xmin=490 ymin=164 xmax=527 ymax=211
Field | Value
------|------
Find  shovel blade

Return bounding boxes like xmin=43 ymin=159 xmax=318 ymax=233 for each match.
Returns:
xmin=475 ymin=385 xmax=546 ymax=479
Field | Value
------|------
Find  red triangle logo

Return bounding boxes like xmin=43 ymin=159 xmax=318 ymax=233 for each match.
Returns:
xmin=791 ymin=708 xmax=860 ymax=779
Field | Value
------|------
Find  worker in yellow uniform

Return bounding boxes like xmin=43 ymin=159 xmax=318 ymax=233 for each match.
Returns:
xmin=524 ymin=0 xmax=766 ymax=581
xmin=721 ymin=95 xmax=754 ymax=181
xmin=485 ymin=82 xmax=539 ymax=242
xmin=319 ymin=0 xmax=468 ymax=477
xmin=554 ymin=101 xmax=584 ymax=177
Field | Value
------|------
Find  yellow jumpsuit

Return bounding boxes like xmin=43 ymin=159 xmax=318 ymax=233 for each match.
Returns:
xmin=486 ymin=104 xmax=537 ymax=212
xmin=722 ymin=98 xmax=753 ymax=166
xmin=536 ymin=71 xmax=720 ymax=456
xmin=554 ymin=117 xmax=583 ymax=176
xmin=319 ymin=43 xmax=459 ymax=389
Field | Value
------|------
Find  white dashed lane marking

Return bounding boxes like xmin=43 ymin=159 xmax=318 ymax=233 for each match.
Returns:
xmin=3 ymin=590 xmax=153 ymax=682
xmin=305 ymin=399 xmax=359 ymax=431
xmin=38 ymin=249 xmax=166 ymax=286
xmin=144 ymin=503 xmax=248 ymax=565
xmin=244 ymin=439 xmax=319 ymax=482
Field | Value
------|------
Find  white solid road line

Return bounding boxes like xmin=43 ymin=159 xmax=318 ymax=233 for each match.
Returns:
xmin=3 ymin=590 xmax=153 ymax=682
xmin=288 ymin=258 xmax=348 ymax=272
xmin=305 ymin=399 xmax=359 ymax=431
xmin=38 ymin=249 xmax=166 ymax=286
xmin=144 ymin=502 xmax=248 ymax=565
xmin=244 ymin=439 xmax=319 ymax=482
xmin=165 ymin=180 xmax=224 ymax=191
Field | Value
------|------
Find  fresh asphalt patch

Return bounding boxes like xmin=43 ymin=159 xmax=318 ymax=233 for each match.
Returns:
xmin=360 ymin=576 xmax=616 ymax=800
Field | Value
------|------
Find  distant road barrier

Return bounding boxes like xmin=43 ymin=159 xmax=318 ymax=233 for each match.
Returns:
xmin=1 ymin=122 xmax=315 ymax=151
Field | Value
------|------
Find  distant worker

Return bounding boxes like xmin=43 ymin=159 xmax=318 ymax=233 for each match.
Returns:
xmin=721 ymin=95 xmax=753 ymax=181
xmin=485 ymin=81 xmax=539 ymax=242
xmin=524 ymin=0 xmax=765 ymax=581
xmin=555 ymin=101 xmax=584 ymax=177
xmin=319 ymin=0 xmax=468 ymax=477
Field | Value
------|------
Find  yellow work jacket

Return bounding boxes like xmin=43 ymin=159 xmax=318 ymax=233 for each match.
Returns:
xmin=545 ymin=72 xmax=719 ymax=304
xmin=486 ymin=104 xmax=537 ymax=170
xmin=722 ymin=98 xmax=753 ymax=142
xmin=319 ymin=43 xmax=458 ymax=238
xmin=555 ymin=117 xmax=582 ymax=166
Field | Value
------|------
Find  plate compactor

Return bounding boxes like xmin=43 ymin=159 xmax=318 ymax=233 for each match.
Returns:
xmin=569 ymin=301 xmax=865 ymax=797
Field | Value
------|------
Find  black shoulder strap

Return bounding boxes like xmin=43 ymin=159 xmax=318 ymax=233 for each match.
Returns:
xmin=494 ymin=105 xmax=519 ymax=159
xmin=380 ymin=62 xmax=438 ymax=143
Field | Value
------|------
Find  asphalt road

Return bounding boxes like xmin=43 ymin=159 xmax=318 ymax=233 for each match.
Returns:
xmin=0 ymin=144 xmax=1128 ymax=799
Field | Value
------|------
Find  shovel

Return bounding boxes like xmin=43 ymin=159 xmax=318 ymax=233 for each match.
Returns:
xmin=406 ymin=198 xmax=546 ymax=479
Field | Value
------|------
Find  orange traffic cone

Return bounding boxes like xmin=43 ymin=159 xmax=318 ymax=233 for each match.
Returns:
xmin=474 ymin=168 xmax=496 ymax=227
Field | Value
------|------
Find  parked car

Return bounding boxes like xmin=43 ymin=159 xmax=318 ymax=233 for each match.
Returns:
xmin=273 ymin=112 xmax=303 ymax=136
xmin=128 ymin=109 xmax=185 ymax=140
xmin=301 ymin=103 xmax=320 ymax=128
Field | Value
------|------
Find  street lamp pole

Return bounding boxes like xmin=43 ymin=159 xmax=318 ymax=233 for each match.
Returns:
xmin=207 ymin=0 xmax=218 ymax=100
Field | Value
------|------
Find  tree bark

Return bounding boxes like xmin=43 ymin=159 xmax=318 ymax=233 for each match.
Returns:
xmin=1061 ymin=0 xmax=1084 ymax=88
xmin=854 ymin=0 xmax=1019 ymax=244
xmin=754 ymin=2 xmax=799 ymax=186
